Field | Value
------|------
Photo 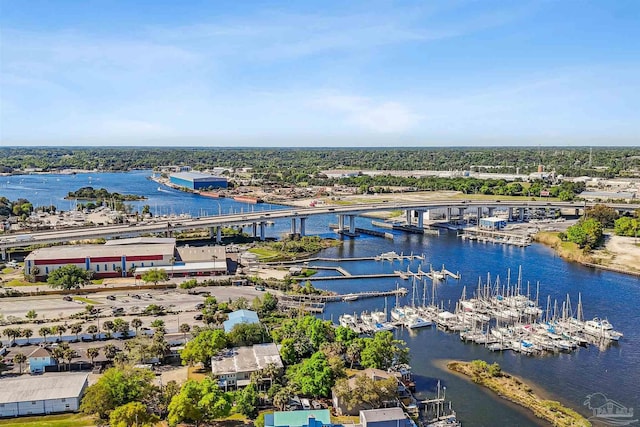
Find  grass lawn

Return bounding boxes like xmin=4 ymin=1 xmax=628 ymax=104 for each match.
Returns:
xmin=0 ymin=413 xmax=96 ymax=427
xmin=187 ymin=365 xmax=209 ymax=381
xmin=1 ymin=267 xmax=15 ymax=274
xmin=4 ymin=278 xmax=33 ymax=287
xmin=73 ymin=296 xmax=101 ymax=305
xmin=90 ymin=279 xmax=104 ymax=285
xmin=248 ymin=247 xmax=281 ymax=261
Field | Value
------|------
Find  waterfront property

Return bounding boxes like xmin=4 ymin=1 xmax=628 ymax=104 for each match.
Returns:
xmin=264 ymin=409 xmax=332 ymax=427
xmin=169 ymin=171 xmax=228 ymax=190
xmin=332 ymin=368 xmax=406 ymax=416
xmin=360 ymin=407 xmax=415 ymax=427
xmin=478 ymin=216 xmax=506 ymax=230
xmin=23 ymin=237 xmax=228 ymax=280
xmin=212 ymin=343 xmax=283 ymax=389
xmin=0 ymin=373 xmax=88 ymax=417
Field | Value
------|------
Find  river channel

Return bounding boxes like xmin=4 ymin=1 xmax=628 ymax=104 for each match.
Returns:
xmin=2 ymin=170 xmax=639 ymax=426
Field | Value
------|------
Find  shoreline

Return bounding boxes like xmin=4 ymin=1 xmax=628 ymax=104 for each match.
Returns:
xmin=534 ymin=232 xmax=640 ymax=278
xmin=446 ymin=360 xmax=591 ymax=427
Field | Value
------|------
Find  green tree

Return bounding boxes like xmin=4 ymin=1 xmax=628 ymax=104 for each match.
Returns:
xmin=25 ymin=309 xmax=38 ymax=321
xmin=140 ymin=268 xmax=169 ymax=286
xmin=228 ymin=323 xmax=267 ymax=347
xmin=360 ymin=331 xmax=409 ymax=370
xmin=614 ymin=217 xmax=639 ymax=237
xmin=109 ymin=401 xmax=159 ymax=427
xmin=80 ymin=366 xmax=156 ymax=419
xmin=71 ymin=323 xmax=83 ymax=341
xmin=180 ymin=329 xmax=228 ymax=367
xmin=86 ymin=347 xmax=100 ymax=365
xmin=87 ymin=324 xmax=99 ymax=341
xmin=167 ymin=378 xmax=231 ymax=427
xmin=287 ymin=351 xmax=335 ymax=398
xmin=38 ymin=326 xmax=51 ymax=343
xmin=13 ymin=352 xmax=27 ymax=374
xmin=236 ymin=383 xmax=259 ymax=418
xmin=46 ymin=265 xmax=92 ymax=289
xmin=585 ymin=204 xmax=618 ymax=228
xmin=21 ymin=328 xmax=33 ymax=344
xmin=131 ymin=318 xmax=143 ymax=335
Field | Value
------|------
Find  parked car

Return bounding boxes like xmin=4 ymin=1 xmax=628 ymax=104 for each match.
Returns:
xmin=106 ymin=295 xmax=116 ymax=301
xmin=62 ymin=296 xmax=72 ymax=301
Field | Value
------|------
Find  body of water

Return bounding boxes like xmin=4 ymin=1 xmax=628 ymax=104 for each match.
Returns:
xmin=2 ymin=171 xmax=638 ymax=425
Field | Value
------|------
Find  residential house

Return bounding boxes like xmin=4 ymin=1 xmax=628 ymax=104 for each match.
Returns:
xmin=211 ymin=343 xmax=283 ymax=389
xmin=360 ymin=408 xmax=414 ymax=427
xmin=27 ymin=347 xmax=56 ymax=374
xmin=264 ymin=409 xmax=332 ymax=427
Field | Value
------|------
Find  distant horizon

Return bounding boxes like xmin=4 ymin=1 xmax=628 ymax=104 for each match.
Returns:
xmin=2 ymin=1 xmax=639 ymax=146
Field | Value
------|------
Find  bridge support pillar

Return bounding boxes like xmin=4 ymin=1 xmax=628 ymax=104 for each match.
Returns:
xmin=259 ymin=222 xmax=266 ymax=241
xmin=209 ymin=227 xmax=215 ymax=239
xmin=300 ymin=217 xmax=306 ymax=237
xmin=458 ymin=207 xmax=466 ymax=220
xmin=1 ymin=248 xmax=5 ymax=261
xmin=477 ymin=207 xmax=483 ymax=222
xmin=405 ymin=209 xmax=412 ymax=226
xmin=518 ymin=208 xmax=525 ymax=222
xmin=575 ymin=208 xmax=580 ymax=216
xmin=508 ymin=208 xmax=514 ymax=221
xmin=349 ymin=215 xmax=356 ymax=234
xmin=488 ymin=207 xmax=495 ymax=217
xmin=337 ymin=215 xmax=345 ymax=232
xmin=216 ymin=226 xmax=222 ymax=244
xmin=290 ymin=218 xmax=297 ymax=235
xmin=252 ymin=223 xmax=258 ymax=238
xmin=416 ymin=211 xmax=424 ymax=229
xmin=446 ymin=207 xmax=452 ymax=222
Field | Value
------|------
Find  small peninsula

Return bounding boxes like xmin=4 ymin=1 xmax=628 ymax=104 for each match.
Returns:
xmin=64 ymin=186 xmax=146 ymax=201
xmin=447 ymin=360 xmax=591 ymax=427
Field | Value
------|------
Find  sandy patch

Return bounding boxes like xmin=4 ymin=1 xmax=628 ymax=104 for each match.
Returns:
xmin=592 ymin=235 xmax=640 ymax=274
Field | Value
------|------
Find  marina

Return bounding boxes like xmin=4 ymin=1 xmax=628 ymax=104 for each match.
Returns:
xmin=1 ymin=171 xmax=638 ymax=426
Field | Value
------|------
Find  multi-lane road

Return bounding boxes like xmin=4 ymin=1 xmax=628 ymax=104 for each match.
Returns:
xmin=2 ymin=200 xmax=638 ymax=251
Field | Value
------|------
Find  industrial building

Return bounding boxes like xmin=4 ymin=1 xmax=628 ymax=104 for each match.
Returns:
xmin=169 ymin=171 xmax=228 ymax=190
xmin=24 ymin=238 xmax=228 ymax=281
xmin=0 ymin=373 xmax=88 ymax=417
xmin=25 ymin=238 xmax=176 ymax=280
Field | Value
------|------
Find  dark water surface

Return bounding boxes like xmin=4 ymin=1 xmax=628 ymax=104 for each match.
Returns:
xmin=2 ymin=171 xmax=638 ymax=426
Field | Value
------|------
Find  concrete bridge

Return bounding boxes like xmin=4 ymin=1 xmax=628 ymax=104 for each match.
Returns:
xmin=1 ymin=200 xmax=639 ymax=259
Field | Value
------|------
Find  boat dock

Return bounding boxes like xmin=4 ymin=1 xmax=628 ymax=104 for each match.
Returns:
xmin=292 ymin=273 xmax=402 ymax=281
xmin=395 ymin=265 xmax=461 ymax=281
xmin=375 ymin=251 xmax=425 ymax=262
xmin=371 ymin=220 xmax=440 ymax=235
xmin=279 ymin=288 xmax=407 ymax=312
xmin=458 ymin=228 xmax=531 ymax=247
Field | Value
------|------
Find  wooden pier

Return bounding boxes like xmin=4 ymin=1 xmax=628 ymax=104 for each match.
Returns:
xmin=292 ymin=273 xmax=402 ymax=281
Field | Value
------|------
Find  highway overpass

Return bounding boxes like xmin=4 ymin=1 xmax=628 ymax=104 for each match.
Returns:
xmin=1 ymin=200 xmax=639 ymax=258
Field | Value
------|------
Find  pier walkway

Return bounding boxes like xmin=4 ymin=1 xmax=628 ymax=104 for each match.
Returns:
xmin=292 ymin=273 xmax=401 ymax=281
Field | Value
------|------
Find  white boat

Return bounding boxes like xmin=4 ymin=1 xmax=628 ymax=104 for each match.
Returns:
xmin=584 ymin=318 xmax=623 ymax=341
xmin=390 ymin=306 xmax=406 ymax=322
xmin=342 ymin=295 xmax=359 ymax=302
xmin=404 ymin=314 xmax=433 ymax=329
xmin=339 ymin=314 xmax=357 ymax=329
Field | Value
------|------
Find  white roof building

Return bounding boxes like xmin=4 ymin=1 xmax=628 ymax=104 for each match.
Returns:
xmin=0 ymin=373 xmax=89 ymax=417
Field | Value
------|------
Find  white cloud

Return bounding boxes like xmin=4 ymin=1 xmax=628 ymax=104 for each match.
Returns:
xmin=314 ymin=94 xmax=420 ymax=133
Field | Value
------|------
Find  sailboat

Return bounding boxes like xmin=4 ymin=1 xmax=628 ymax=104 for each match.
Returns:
xmin=423 ymin=381 xmax=461 ymax=427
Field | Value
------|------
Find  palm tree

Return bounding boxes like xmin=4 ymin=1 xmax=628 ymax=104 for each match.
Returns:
xmin=86 ymin=347 xmax=100 ymax=366
xmin=71 ymin=323 xmax=83 ymax=341
xmin=38 ymin=326 xmax=51 ymax=343
xmin=103 ymin=344 xmax=118 ymax=361
xmin=87 ymin=325 xmax=98 ymax=341
xmin=273 ymin=387 xmax=293 ymax=411
xmin=64 ymin=348 xmax=75 ymax=372
xmin=131 ymin=318 xmax=143 ymax=336
xmin=21 ymin=328 xmax=33 ymax=344
xmin=25 ymin=309 xmax=38 ymax=322
xmin=13 ymin=353 xmax=27 ymax=374
xmin=53 ymin=324 xmax=67 ymax=342
xmin=3 ymin=328 xmax=20 ymax=346
xmin=179 ymin=323 xmax=190 ymax=343
xmin=102 ymin=321 xmax=114 ymax=339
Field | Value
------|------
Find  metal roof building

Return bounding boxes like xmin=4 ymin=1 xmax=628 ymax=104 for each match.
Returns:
xmin=360 ymin=408 xmax=413 ymax=427
xmin=212 ymin=343 xmax=283 ymax=389
xmin=223 ymin=309 xmax=260 ymax=333
xmin=265 ymin=410 xmax=332 ymax=427
xmin=169 ymin=171 xmax=228 ymax=190
xmin=0 ymin=373 xmax=89 ymax=417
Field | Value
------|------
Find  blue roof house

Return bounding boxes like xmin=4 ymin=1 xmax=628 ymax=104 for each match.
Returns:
xmin=264 ymin=410 xmax=332 ymax=427
xmin=223 ymin=309 xmax=260 ymax=333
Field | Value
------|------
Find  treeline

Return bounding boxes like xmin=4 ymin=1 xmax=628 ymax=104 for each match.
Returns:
xmin=329 ymin=175 xmax=585 ymax=199
xmin=65 ymin=186 xmax=145 ymax=201
xmin=561 ymin=204 xmax=640 ymax=250
xmin=1 ymin=147 xmax=639 ymax=178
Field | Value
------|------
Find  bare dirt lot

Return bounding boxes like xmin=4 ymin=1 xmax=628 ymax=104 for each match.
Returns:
xmin=592 ymin=235 xmax=640 ymax=274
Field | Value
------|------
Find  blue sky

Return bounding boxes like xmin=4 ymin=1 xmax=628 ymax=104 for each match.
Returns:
xmin=1 ymin=0 xmax=639 ymax=147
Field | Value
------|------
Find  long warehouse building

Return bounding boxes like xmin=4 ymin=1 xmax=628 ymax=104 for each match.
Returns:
xmin=169 ymin=171 xmax=228 ymax=190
